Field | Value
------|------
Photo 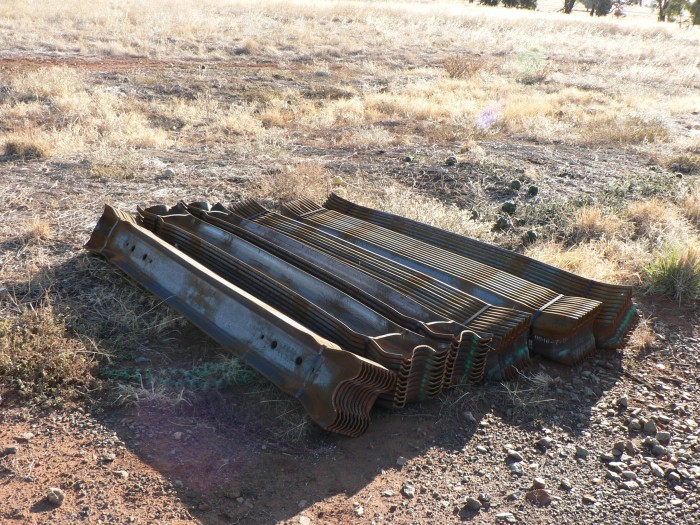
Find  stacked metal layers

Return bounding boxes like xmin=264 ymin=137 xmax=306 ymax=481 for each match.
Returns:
xmin=85 ymin=206 xmax=395 ymax=437
xmin=180 ymin=202 xmax=494 ymax=385
xmin=137 ymin=205 xmax=457 ymax=407
xmin=324 ymin=193 xmax=638 ymax=350
xmin=280 ymin=198 xmax=603 ymax=366
xmin=226 ymin=200 xmax=532 ymax=379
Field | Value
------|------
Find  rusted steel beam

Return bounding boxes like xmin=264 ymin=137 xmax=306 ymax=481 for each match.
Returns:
xmin=281 ymin=198 xmax=602 ymax=366
xmin=225 ymin=200 xmax=532 ymax=380
xmin=324 ymin=193 xmax=638 ymax=350
xmin=85 ymin=205 xmax=394 ymax=436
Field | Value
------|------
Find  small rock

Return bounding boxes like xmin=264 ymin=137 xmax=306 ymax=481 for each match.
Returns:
xmin=495 ymin=512 xmax=516 ymax=523
xmin=354 ymin=506 xmax=364 ymax=517
xmin=507 ymin=449 xmax=523 ymax=462
xmin=582 ymin=494 xmax=596 ymax=504
xmin=476 ymin=445 xmax=488 ymax=453
xmin=2 ymin=445 xmax=18 ymax=455
xmin=114 ymin=470 xmax=129 ymax=480
xmin=644 ymin=419 xmax=658 ymax=434
xmin=608 ymin=461 xmax=626 ymax=473
xmin=560 ymin=478 xmax=573 ymax=491
xmin=649 ymin=462 xmax=665 ymax=477
xmin=478 ymin=492 xmax=491 ymax=505
xmin=652 ymin=444 xmax=668 ymax=456
xmin=381 ymin=490 xmax=395 ymax=497
xmin=575 ymin=445 xmax=588 ymax=459
xmin=621 ymin=470 xmax=637 ymax=480
xmin=401 ymin=483 xmax=415 ymax=499
xmin=668 ymin=471 xmax=681 ymax=483
xmin=47 ymin=487 xmax=65 ymax=506
xmin=629 ymin=419 xmax=642 ymax=431
xmin=14 ymin=433 xmax=34 ymax=443
xmin=396 ymin=456 xmax=407 ymax=466
xmin=625 ymin=440 xmax=637 ymax=455
xmin=463 ymin=411 xmax=477 ymax=424
xmin=525 ymin=489 xmax=552 ymax=506
xmin=299 ymin=516 xmax=311 ymax=525
xmin=173 ymin=432 xmax=182 ymax=440
xmin=618 ymin=394 xmax=628 ymax=408
xmin=606 ymin=471 xmax=621 ymax=481
xmin=506 ymin=490 xmax=523 ymax=501
xmin=173 ymin=480 xmax=184 ymax=488
xmin=599 ymin=452 xmax=615 ymax=462
xmin=532 ymin=478 xmax=546 ymax=489
xmin=445 ymin=156 xmax=458 ymax=166
xmin=656 ymin=431 xmax=671 ymax=444
xmin=465 ymin=497 xmax=482 ymax=511
xmin=509 ymin=462 xmax=524 ymax=476
xmin=537 ymin=437 xmax=553 ymax=449
xmin=102 ymin=453 xmax=116 ymax=463
xmin=618 ymin=480 xmax=639 ymax=490
xmin=163 ymin=168 xmax=176 ymax=179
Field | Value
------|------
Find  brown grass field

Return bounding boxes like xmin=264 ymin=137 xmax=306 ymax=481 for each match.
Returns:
xmin=1 ymin=1 xmax=699 ymax=524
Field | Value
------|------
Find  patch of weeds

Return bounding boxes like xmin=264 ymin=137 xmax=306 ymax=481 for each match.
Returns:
xmin=0 ymin=299 xmax=97 ymax=400
xmin=602 ymin=172 xmax=681 ymax=209
xmin=443 ymin=54 xmax=484 ymax=79
xmin=644 ymin=245 xmax=700 ymax=303
xmin=668 ymin=152 xmax=700 ymax=175
xmin=681 ymin=186 xmax=700 ymax=226
xmin=3 ymin=139 xmax=48 ymax=160
xmin=101 ymin=357 xmax=256 ymax=394
xmin=303 ymin=85 xmax=354 ymax=100
xmin=515 ymin=48 xmax=550 ymax=85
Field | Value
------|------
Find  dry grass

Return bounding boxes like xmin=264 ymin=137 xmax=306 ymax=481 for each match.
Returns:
xmin=0 ymin=297 xmax=96 ymax=400
xmin=0 ymin=1 xmax=696 ymax=163
xmin=22 ymin=217 xmax=52 ymax=241
xmin=681 ymin=186 xmax=700 ymax=227
xmin=644 ymin=244 xmax=700 ymax=303
xmin=570 ymin=206 xmax=624 ymax=243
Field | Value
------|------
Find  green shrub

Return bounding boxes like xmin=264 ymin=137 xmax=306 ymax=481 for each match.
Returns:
xmin=644 ymin=245 xmax=700 ymax=303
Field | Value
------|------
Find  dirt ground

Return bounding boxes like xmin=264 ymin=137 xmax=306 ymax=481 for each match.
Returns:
xmin=1 ymin=39 xmax=700 ymax=525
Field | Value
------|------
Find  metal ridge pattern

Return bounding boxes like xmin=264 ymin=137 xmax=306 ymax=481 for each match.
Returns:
xmin=324 ymin=193 xmax=638 ymax=350
xmin=281 ymin=197 xmax=602 ymax=366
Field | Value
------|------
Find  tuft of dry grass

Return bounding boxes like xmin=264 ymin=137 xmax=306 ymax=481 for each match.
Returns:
xmin=252 ymin=162 xmax=331 ymax=205
xmin=570 ymin=206 xmax=623 ymax=243
xmin=443 ymin=54 xmax=484 ymax=79
xmin=3 ymin=136 xmax=50 ymax=160
xmin=628 ymin=314 xmax=657 ymax=353
xmin=681 ymin=186 xmax=700 ymax=227
xmin=22 ymin=217 xmax=52 ymax=241
xmin=624 ymin=198 xmax=673 ymax=239
xmin=0 ymin=298 xmax=96 ymax=400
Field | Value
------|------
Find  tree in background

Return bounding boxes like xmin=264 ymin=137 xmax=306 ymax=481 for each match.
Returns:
xmin=691 ymin=0 xmax=700 ymax=23
xmin=564 ymin=0 xmax=577 ymax=12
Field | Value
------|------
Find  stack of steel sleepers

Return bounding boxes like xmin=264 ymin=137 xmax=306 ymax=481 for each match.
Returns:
xmin=179 ymin=202 xmax=494 ymax=386
xmin=280 ymin=198 xmax=603 ymax=366
xmin=323 ymin=194 xmax=638 ymax=349
xmin=137 ymin=205 xmax=454 ymax=407
xmin=226 ymin=200 xmax=532 ymax=379
xmin=85 ymin=205 xmax=395 ymax=437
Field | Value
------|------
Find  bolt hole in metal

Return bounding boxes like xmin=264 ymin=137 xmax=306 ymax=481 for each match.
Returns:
xmin=295 ymin=356 xmax=303 ymax=366
xmin=270 ymin=340 xmax=278 ymax=349
xmin=142 ymin=253 xmax=148 ymax=261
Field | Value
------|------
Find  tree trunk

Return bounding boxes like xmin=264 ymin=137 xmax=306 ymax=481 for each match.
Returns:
xmin=564 ymin=0 xmax=576 ymax=13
